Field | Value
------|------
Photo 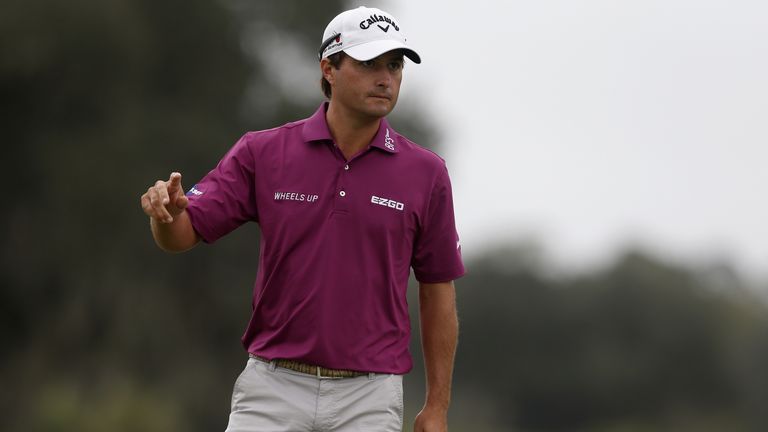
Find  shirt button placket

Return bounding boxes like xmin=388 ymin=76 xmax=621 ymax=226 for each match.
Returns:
xmin=340 ymin=163 xmax=349 ymax=198
xmin=334 ymin=161 xmax=350 ymax=212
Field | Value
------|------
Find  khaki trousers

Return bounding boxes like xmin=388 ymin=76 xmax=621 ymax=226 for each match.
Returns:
xmin=225 ymin=356 xmax=404 ymax=432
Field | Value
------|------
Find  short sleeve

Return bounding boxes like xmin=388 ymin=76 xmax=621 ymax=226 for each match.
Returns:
xmin=411 ymin=163 xmax=466 ymax=283
xmin=185 ymin=134 xmax=258 ymax=243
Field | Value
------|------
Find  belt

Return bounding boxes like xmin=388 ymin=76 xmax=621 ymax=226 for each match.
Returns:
xmin=251 ymin=355 xmax=368 ymax=378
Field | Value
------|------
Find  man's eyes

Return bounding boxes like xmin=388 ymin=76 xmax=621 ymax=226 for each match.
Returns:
xmin=358 ymin=60 xmax=403 ymax=70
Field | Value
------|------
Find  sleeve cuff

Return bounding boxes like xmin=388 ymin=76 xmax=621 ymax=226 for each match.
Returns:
xmin=414 ymin=268 xmax=467 ymax=284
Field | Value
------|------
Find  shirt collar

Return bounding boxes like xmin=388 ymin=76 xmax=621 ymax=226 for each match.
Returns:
xmin=369 ymin=116 xmax=399 ymax=154
xmin=302 ymin=102 xmax=399 ymax=154
xmin=302 ymin=103 xmax=334 ymax=143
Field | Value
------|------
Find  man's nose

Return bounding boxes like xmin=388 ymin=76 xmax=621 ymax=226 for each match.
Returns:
xmin=375 ymin=67 xmax=392 ymax=87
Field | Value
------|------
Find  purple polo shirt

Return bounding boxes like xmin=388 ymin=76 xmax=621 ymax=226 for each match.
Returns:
xmin=185 ymin=103 xmax=464 ymax=374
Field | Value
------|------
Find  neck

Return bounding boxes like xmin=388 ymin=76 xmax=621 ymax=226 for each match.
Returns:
xmin=326 ymin=100 xmax=382 ymax=160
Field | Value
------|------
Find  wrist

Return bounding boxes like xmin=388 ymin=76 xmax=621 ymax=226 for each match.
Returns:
xmin=421 ymin=401 xmax=449 ymax=415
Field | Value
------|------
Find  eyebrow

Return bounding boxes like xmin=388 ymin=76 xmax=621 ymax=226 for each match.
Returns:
xmin=382 ymin=55 xmax=405 ymax=62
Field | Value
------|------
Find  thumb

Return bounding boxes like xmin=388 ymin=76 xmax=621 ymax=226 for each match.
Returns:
xmin=175 ymin=194 xmax=189 ymax=210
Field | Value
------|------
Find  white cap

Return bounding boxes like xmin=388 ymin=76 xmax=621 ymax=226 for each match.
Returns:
xmin=318 ymin=6 xmax=421 ymax=64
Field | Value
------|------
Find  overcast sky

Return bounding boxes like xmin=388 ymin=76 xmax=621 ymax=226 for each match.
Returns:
xmin=366 ymin=0 xmax=768 ymax=279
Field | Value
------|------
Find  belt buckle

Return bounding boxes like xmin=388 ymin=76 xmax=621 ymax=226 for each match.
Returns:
xmin=316 ymin=366 xmax=341 ymax=379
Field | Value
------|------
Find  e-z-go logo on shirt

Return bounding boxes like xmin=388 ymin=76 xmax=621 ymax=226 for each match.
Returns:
xmin=371 ymin=195 xmax=404 ymax=211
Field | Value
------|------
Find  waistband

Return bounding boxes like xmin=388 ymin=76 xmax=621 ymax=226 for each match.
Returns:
xmin=250 ymin=354 xmax=370 ymax=379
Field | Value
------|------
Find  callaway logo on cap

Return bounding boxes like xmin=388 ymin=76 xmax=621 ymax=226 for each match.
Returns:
xmin=318 ymin=6 xmax=421 ymax=64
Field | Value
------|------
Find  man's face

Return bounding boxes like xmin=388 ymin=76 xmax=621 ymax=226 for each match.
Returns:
xmin=324 ymin=50 xmax=404 ymax=119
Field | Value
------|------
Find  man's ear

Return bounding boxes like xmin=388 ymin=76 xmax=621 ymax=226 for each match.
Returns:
xmin=320 ymin=58 xmax=335 ymax=85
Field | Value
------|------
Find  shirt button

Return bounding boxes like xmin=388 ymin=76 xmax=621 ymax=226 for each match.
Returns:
xmin=339 ymin=190 xmax=346 ymax=197
xmin=344 ymin=164 xmax=349 ymax=170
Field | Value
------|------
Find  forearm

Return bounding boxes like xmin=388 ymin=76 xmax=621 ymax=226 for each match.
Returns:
xmin=150 ymin=210 xmax=200 ymax=252
xmin=419 ymin=281 xmax=458 ymax=412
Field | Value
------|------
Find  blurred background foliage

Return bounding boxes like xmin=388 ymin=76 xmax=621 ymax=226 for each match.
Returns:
xmin=2 ymin=0 xmax=767 ymax=431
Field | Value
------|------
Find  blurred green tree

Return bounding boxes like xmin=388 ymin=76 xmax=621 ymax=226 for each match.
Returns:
xmin=444 ymin=247 xmax=768 ymax=431
xmin=0 ymin=0 xmax=346 ymax=430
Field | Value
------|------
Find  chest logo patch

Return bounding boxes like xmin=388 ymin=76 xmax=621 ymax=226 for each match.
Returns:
xmin=371 ymin=195 xmax=404 ymax=211
xmin=274 ymin=191 xmax=319 ymax=203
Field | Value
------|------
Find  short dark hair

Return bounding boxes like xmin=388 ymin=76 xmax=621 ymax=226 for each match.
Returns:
xmin=320 ymin=52 xmax=347 ymax=99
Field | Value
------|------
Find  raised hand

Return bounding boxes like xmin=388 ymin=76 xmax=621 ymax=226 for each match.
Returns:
xmin=140 ymin=172 xmax=190 ymax=224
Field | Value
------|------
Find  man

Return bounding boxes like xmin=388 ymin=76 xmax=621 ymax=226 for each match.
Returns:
xmin=140 ymin=6 xmax=464 ymax=432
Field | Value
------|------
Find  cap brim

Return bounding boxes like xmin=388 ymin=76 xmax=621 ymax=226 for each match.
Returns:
xmin=344 ymin=40 xmax=421 ymax=64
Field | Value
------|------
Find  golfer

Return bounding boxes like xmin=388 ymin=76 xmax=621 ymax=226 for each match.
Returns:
xmin=140 ymin=6 xmax=464 ymax=432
